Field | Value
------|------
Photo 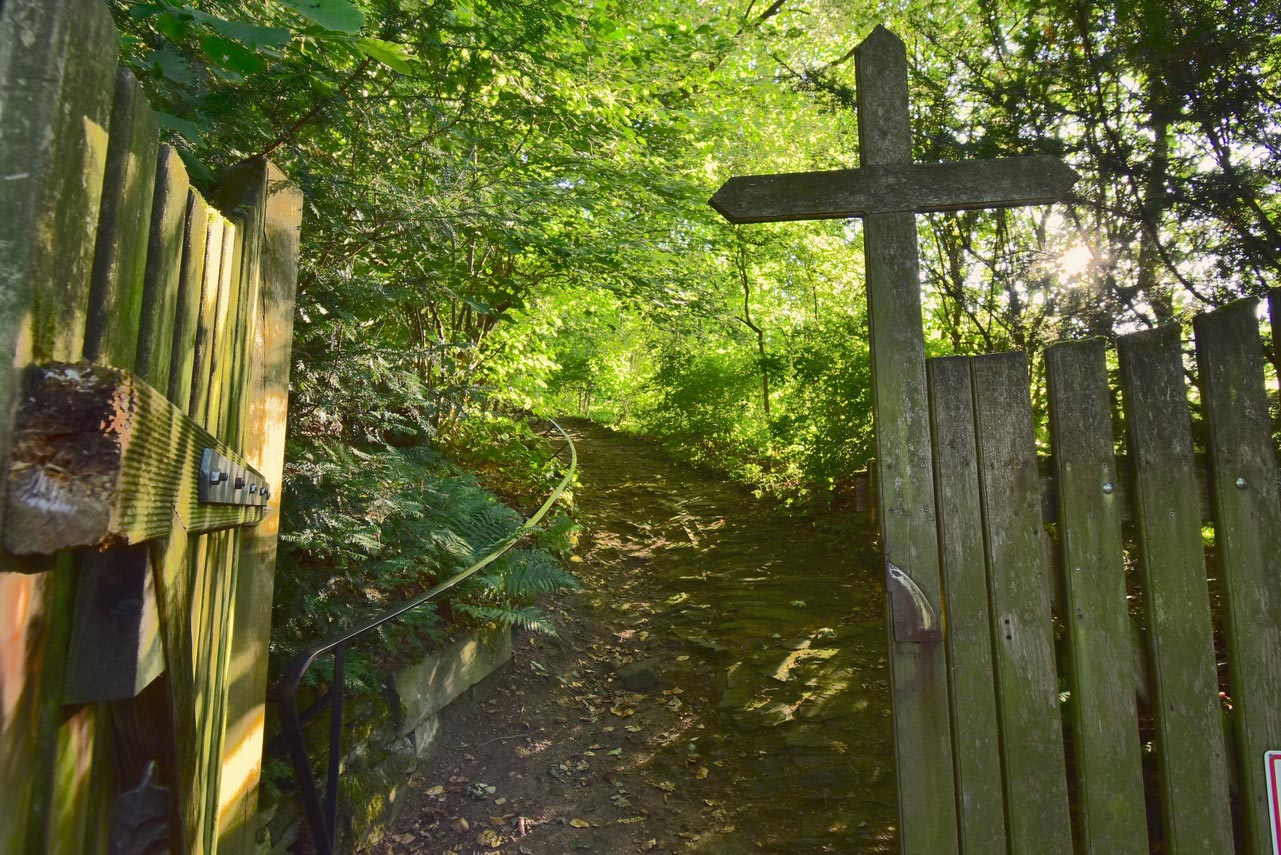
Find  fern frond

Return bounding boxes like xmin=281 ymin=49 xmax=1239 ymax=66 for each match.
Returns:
xmin=495 ymin=549 xmax=580 ymax=599
xmin=454 ymin=502 xmax=522 ymax=554
xmin=455 ymin=603 xmax=557 ymax=635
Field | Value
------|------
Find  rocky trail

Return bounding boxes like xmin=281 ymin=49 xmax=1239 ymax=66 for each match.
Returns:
xmin=372 ymin=420 xmax=897 ymax=854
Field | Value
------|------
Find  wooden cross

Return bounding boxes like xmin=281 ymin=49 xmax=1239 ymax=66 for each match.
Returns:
xmin=709 ymin=26 xmax=1076 ymax=854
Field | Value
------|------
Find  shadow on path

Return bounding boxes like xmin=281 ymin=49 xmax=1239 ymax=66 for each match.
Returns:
xmin=374 ymin=420 xmax=896 ymax=854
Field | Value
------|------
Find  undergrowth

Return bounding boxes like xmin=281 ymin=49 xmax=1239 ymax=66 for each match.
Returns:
xmin=271 ymin=415 xmax=579 ymax=693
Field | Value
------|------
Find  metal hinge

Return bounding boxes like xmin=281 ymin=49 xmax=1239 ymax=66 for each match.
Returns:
xmin=886 ymin=561 xmax=941 ymax=643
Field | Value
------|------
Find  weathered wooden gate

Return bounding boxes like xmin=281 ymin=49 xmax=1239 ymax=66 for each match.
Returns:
xmin=713 ymin=24 xmax=1281 ymax=855
xmin=925 ymin=302 xmax=1281 ymax=855
xmin=0 ymin=1 xmax=302 ymax=852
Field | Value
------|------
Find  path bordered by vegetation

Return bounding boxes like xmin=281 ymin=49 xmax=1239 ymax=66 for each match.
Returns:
xmin=374 ymin=421 xmax=895 ymax=854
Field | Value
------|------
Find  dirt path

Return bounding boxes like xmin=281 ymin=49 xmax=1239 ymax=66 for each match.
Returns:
xmin=371 ymin=420 xmax=897 ymax=854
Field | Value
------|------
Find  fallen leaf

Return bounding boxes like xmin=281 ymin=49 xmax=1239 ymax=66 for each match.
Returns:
xmin=641 ymin=840 xmax=658 ymax=851
xmin=695 ymin=767 xmax=709 ymax=780
xmin=476 ymin=828 xmax=503 ymax=848
xmin=569 ymin=818 xmax=591 ymax=828
xmin=450 ymin=817 xmax=470 ymax=834
xmin=425 ymin=785 xmax=445 ymax=798
xmin=606 ymin=747 xmax=623 ymax=756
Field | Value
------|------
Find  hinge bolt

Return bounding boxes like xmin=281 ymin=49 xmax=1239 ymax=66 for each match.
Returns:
xmin=1235 ymin=476 xmax=1248 ymax=489
xmin=1102 ymin=481 xmax=1115 ymax=495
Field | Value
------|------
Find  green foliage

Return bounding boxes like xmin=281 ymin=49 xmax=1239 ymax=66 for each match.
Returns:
xmin=109 ymin=0 xmax=1278 ymax=687
xmin=273 ymin=434 xmax=576 ymax=689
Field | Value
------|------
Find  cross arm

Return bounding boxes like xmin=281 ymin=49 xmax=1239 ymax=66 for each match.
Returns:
xmin=709 ymin=155 xmax=1078 ymax=224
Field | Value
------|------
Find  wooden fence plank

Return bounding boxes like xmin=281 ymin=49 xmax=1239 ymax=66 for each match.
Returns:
xmin=2 ymin=0 xmax=117 ymax=385
xmin=202 ymin=200 xmax=258 ymax=850
xmin=1116 ymin=324 xmax=1234 ymax=854
xmin=1192 ymin=299 xmax=1281 ymax=855
xmin=136 ymin=145 xmax=191 ymax=390
xmin=927 ymin=356 xmax=1006 ymax=854
xmin=215 ymin=161 xmax=303 ymax=852
xmin=0 ymin=2 xmax=118 ymax=852
xmin=187 ymin=204 xmax=251 ymax=854
xmin=210 ymin=164 xmax=270 ymax=848
xmin=168 ymin=191 xmax=211 ymax=407
xmin=205 ymin=214 xmax=247 ymax=441
xmin=83 ymin=68 xmax=158 ymax=370
xmin=970 ymin=351 xmax=1072 ymax=854
xmin=1044 ymin=339 xmax=1147 ymax=854
xmin=187 ymin=215 xmax=240 ymax=855
xmin=189 ymin=215 xmax=234 ymax=423
xmin=158 ymin=189 xmax=212 ymax=852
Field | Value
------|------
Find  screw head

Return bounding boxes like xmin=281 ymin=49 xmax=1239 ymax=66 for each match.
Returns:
xmin=208 ymin=469 xmax=226 ymax=484
xmin=1235 ymin=476 xmax=1248 ymax=489
xmin=1102 ymin=481 xmax=1115 ymax=495
xmin=249 ymin=484 xmax=259 ymax=494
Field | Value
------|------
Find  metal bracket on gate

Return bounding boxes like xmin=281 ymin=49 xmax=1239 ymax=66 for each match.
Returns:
xmin=886 ymin=561 xmax=942 ymax=643
xmin=199 ymin=448 xmax=270 ymax=507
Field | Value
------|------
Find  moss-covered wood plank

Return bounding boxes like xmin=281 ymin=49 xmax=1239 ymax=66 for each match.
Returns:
xmin=1044 ymin=339 xmax=1146 ymax=854
xmin=83 ymin=69 xmax=158 ymax=370
xmin=214 ymin=160 xmax=303 ymax=852
xmin=927 ymin=355 xmax=1007 ymax=854
xmin=971 ymin=351 xmax=1072 ymax=854
xmin=167 ymin=191 xmax=211 ymax=408
xmin=1116 ymin=324 xmax=1233 ymax=854
xmin=0 ymin=1 xmax=118 ymax=851
xmin=136 ymin=145 xmax=191 ymax=391
xmin=1193 ymin=299 xmax=1281 ymax=855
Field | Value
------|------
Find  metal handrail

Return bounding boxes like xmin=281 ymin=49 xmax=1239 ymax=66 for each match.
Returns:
xmin=273 ymin=418 xmax=577 ymax=855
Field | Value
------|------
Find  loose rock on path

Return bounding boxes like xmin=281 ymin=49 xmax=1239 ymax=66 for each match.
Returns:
xmin=372 ymin=420 xmax=896 ymax=854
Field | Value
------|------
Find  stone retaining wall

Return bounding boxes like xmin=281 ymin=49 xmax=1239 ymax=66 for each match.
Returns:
xmin=257 ymin=626 xmax=512 ymax=852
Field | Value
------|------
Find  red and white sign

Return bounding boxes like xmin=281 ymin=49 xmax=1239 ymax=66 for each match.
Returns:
xmin=1269 ymin=750 xmax=1281 ymax=855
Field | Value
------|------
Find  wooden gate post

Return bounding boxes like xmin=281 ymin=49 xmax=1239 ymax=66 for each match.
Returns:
xmin=852 ymin=31 xmax=957 ymax=852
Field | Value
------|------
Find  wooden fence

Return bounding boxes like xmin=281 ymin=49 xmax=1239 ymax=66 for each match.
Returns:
xmin=0 ymin=1 xmax=302 ymax=852
xmin=888 ymin=294 xmax=1281 ymax=854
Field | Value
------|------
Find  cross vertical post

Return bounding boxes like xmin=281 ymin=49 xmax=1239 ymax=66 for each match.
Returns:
xmin=709 ymin=24 xmax=1077 ymax=852
xmin=855 ymin=27 xmax=958 ymax=854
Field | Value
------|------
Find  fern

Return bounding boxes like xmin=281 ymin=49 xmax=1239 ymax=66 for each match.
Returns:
xmin=452 ymin=500 xmax=522 ymax=555
xmin=455 ymin=603 xmax=557 ymax=635
xmin=486 ymin=549 xmax=580 ymax=599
